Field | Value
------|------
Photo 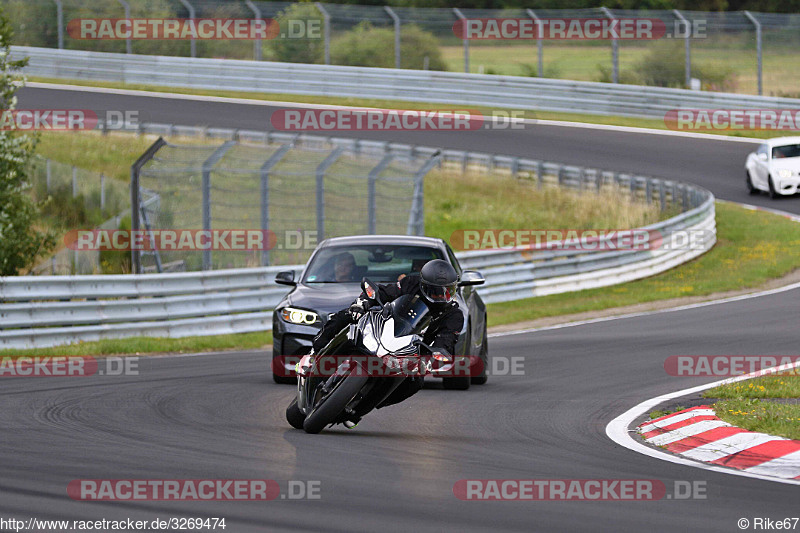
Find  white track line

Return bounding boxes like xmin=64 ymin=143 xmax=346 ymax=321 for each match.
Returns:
xmin=639 ymin=408 xmax=716 ymax=433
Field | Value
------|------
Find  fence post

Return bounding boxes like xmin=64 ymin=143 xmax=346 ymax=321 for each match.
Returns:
xmin=315 ymin=3 xmax=331 ymax=65
xmin=367 ymin=154 xmax=395 ymax=234
xmin=46 ymin=158 xmax=51 ymax=193
xmin=245 ymin=0 xmax=263 ymax=61
xmin=100 ymin=174 xmax=106 ymax=211
xmin=178 ymin=0 xmax=197 ymax=58
xmin=407 ymin=150 xmax=440 ymax=236
xmin=315 ymin=147 xmax=344 ymax=241
xmin=526 ymin=9 xmax=543 ymax=77
xmin=130 ymin=137 xmax=167 ymax=274
xmin=259 ymin=144 xmax=291 ymax=266
xmin=53 ymin=0 xmax=64 ymax=49
xmin=201 ymin=141 xmax=236 ymax=271
xmin=384 ymin=6 xmax=401 ymax=69
xmin=453 ymin=8 xmax=469 ymax=73
xmin=536 ymin=160 xmax=543 ymax=189
xmin=659 ymin=180 xmax=666 ymax=211
xmin=600 ymin=7 xmax=618 ymax=84
xmin=672 ymin=10 xmax=691 ymax=88
xmin=743 ymin=11 xmax=762 ymax=96
xmin=72 ymin=166 xmax=77 ymax=198
xmin=116 ymin=0 xmax=132 ymax=54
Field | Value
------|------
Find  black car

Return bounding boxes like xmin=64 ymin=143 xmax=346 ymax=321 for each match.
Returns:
xmin=271 ymin=235 xmax=488 ymax=389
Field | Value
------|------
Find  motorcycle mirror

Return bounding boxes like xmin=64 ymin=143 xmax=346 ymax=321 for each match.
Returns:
xmin=361 ymin=277 xmax=382 ymax=305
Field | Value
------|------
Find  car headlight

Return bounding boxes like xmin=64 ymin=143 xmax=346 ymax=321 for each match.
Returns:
xmin=777 ymin=168 xmax=793 ymax=179
xmin=280 ymin=307 xmax=319 ymax=325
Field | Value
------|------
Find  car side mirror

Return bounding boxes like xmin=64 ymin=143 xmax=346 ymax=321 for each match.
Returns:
xmin=458 ymin=270 xmax=485 ymax=287
xmin=275 ymin=271 xmax=296 ymax=286
xmin=758 ymin=152 xmax=768 ymax=161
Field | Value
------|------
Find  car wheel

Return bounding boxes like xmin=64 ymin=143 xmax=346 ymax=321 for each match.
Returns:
xmin=286 ymin=398 xmax=305 ymax=429
xmin=471 ymin=327 xmax=488 ymax=385
xmin=443 ymin=376 xmax=471 ymax=390
xmin=768 ymin=175 xmax=780 ymax=199
xmin=746 ymin=170 xmax=759 ymax=195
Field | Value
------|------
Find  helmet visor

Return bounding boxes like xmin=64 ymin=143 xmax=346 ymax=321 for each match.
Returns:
xmin=421 ymin=280 xmax=458 ymax=304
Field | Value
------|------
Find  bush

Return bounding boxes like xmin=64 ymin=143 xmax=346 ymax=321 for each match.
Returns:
xmin=330 ymin=22 xmax=447 ymax=71
xmin=267 ymin=3 xmax=325 ymax=64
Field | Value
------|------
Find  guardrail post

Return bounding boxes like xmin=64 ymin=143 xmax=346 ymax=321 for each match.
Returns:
xmin=453 ymin=8 xmax=469 ymax=73
xmin=130 ymin=137 xmax=167 ymax=274
xmin=116 ymin=0 xmax=132 ymax=54
xmin=179 ymin=0 xmax=197 ymax=58
xmin=53 ymin=0 xmax=64 ymax=49
xmin=744 ymin=11 xmax=762 ymax=96
xmin=407 ymin=150 xmax=439 ymax=235
xmin=315 ymin=147 xmax=344 ymax=242
xmin=536 ymin=160 xmax=543 ymax=189
xmin=557 ymin=165 xmax=565 ymax=186
xmin=673 ymin=10 xmax=691 ymax=88
xmin=526 ymin=9 xmax=543 ymax=77
xmin=100 ymin=174 xmax=106 ymax=210
xmin=367 ymin=154 xmax=395 ymax=234
xmin=201 ymin=141 xmax=235 ymax=270
xmin=645 ymin=177 xmax=652 ymax=205
xmin=259 ymin=144 xmax=291 ymax=265
xmin=681 ymin=184 xmax=688 ymax=211
xmin=384 ymin=6 xmax=401 ymax=69
xmin=245 ymin=0 xmax=263 ymax=61
xmin=315 ymin=3 xmax=331 ymax=65
xmin=659 ymin=181 xmax=666 ymax=211
xmin=600 ymin=7 xmax=618 ymax=84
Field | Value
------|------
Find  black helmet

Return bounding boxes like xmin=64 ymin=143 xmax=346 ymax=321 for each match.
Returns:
xmin=419 ymin=259 xmax=458 ymax=308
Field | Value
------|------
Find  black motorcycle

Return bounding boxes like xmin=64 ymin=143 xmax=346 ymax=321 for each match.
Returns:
xmin=285 ymin=279 xmax=458 ymax=434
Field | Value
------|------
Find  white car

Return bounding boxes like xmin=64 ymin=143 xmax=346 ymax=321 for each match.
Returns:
xmin=745 ymin=136 xmax=800 ymax=198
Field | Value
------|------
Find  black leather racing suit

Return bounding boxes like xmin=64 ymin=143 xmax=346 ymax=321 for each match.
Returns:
xmin=312 ymin=274 xmax=464 ymax=408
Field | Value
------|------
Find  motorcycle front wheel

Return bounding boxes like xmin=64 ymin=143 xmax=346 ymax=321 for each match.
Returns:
xmin=302 ymin=373 xmax=369 ymax=434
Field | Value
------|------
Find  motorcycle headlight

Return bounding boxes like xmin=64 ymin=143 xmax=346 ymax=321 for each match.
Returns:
xmin=777 ymin=168 xmax=792 ymax=179
xmin=280 ymin=307 xmax=319 ymax=325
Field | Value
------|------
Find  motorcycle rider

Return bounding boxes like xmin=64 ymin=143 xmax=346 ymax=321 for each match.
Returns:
xmin=311 ymin=259 xmax=464 ymax=425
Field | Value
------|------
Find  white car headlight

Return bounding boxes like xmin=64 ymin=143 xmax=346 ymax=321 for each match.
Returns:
xmin=280 ymin=307 xmax=319 ymax=325
xmin=777 ymin=168 xmax=792 ymax=179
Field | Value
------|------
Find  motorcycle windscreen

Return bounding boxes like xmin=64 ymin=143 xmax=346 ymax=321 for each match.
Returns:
xmin=389 ymin=294 xmax=431 ymax=337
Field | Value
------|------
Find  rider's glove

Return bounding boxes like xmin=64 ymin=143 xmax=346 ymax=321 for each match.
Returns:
xmin=348 ymin=297 xmax=369 ymax=321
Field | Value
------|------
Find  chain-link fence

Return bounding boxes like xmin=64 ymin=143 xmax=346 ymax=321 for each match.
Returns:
xmin=28 ymin=155 xmax=130 ymax=275
xmin=133 ymin=133 xmax=432 ymax=273
xmin=3 ymin=1 xmax=799 ymax=96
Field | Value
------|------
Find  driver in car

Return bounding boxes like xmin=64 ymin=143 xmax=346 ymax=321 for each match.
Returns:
xmin=311 ymin=259 xmax=464 ymax=425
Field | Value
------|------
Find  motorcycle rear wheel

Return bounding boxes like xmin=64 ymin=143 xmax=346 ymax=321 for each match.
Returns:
xmin=303 ymin=373 xmax=369 ymax=434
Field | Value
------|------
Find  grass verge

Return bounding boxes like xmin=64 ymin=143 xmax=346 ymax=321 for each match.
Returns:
xmin=28 ymin=76 xmax=778 ymax=140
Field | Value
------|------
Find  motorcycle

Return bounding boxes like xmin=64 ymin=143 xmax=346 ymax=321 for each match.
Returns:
xmin=285 ymin=278 xmax=456 ymax=434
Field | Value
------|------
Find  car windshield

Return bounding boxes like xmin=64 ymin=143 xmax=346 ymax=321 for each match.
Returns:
xmin=772 ymin=144 xmax=800 ymax=159
xmin=303 ymin=244 xmax=444 ymax=284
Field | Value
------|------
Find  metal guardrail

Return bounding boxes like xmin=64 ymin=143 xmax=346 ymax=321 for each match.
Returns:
xmin=0 ymin=120 xmax=715 ymax=349
xmin=13 ymin=46 xmax=800 ymax=119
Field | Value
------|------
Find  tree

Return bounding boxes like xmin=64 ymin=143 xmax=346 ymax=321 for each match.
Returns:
xmin=0 ymin=8 xmax=55 ymax=275
xmin=267 ymin=3 xmax=325 ymax=64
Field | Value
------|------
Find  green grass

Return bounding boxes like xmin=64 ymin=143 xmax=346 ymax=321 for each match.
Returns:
xmin=440 ymin=43 xmax=799 ymax=98
xmin=704 ymin=373 xmax=800 ymax=399
xmin=485 ymin=202 xmax=800 ymax=327
xmin=27 ymin=76 xmax=784 ymax=140
xmin=0 ymin=330 xmax=273 ymax=357
xmin=648 ymin=406 xmax=688 ymax=420
xmin=712 ymin=398 xmax=800 ymax=440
